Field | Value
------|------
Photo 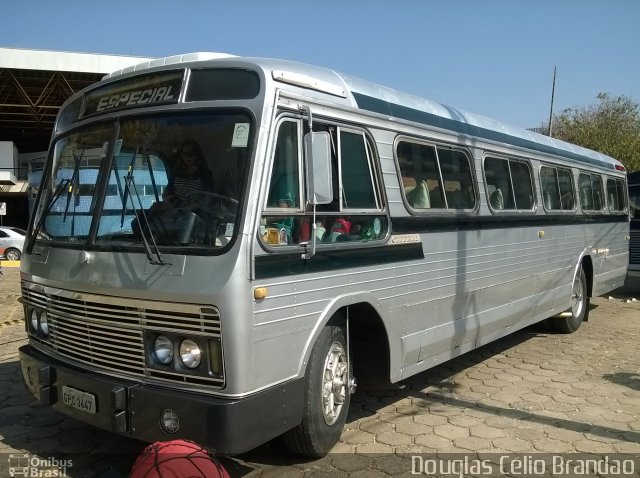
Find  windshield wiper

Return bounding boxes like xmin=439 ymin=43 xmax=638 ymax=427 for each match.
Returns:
xmin=62 ymin=151 xmax=84 ymax=238
xmin=120 ymin=148 xmax=166 ymax=265
xmin=26 ymin=178 xmax=70 ymax=254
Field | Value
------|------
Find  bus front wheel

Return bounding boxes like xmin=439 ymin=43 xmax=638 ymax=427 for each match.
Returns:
xmin=549 ymin=267 xmax=589 ymax=333
xmin=284 ymin=323 xmax=353 ymax=456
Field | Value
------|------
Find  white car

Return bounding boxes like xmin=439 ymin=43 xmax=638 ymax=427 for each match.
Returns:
xmin=0 ymin=226 xmax=26 ymax=261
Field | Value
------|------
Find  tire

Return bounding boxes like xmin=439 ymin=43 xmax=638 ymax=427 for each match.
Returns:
xmin=5 ymin=248 xmax=20 ymax=261
xmin=284 ymin=322 xmax=353 ymax=456
xmin=549 ymin=267 xmax=589 ymax=333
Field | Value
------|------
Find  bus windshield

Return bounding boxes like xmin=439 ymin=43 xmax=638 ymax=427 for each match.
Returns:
xmin=32 ymin=112 xmax=253 ymax=251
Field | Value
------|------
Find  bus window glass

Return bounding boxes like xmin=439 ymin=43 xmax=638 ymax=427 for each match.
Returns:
xmin=397 ymin=141 xmax=444 ymax=209
xmin=37 ymin=124 xmax=113 ymax=241
xmin=438 ymin=148 xmax=475 ymax=209
xmin=592 ymin=175 xmax=604 ymax=210
xmin=340 ymin=131 xmax=377 ymax=209
xmin=540 ymin=166 xmax=561 ymax=210
xmin=579 ymin=172 xmax=604 ymax=212
xmin=606 ymin=178 xmax=626 ymax=213
xmin=262 ymin=120 xmax=301 ymax=245
xmin=630 ymin=175 xmax=640 ymax=220
xmin=186 ymin=69 xmax=260 ymax=101
xmin=266 ymin=120 xmax=300 ymax=209
xmin=485 ymin=157 xmax=534 ymax=211
xmin=485 ymin=157 xmax=513 ymax=210
xmin=510 ymin=160 xmax=535 ymax=209
xmin=262 ymin=122 xmax=387 ymax=247
xmin=93 ymin=112 xmax=252 ymax=248
xmin=557 ymin=169 xmax=575 ymax=210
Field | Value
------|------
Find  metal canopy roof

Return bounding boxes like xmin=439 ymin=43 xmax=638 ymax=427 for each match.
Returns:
xmin=0 ymin=48 xmax=153 ymax=153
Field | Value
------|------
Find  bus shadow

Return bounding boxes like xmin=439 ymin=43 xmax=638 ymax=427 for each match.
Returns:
xmin=602 ymin=372 xmax=640 ymax=391
xmin=230 ymin=318 xmax=639 ymax=473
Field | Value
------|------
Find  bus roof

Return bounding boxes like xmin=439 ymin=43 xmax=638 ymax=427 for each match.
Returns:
xmin=104 ymin=52 xmax=622 ymax=172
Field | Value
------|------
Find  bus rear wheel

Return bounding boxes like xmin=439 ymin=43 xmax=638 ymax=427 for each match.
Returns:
xmin=549 ymin=267 xmax=589 ymax=333
xmin=284 ymin=322 xmax=353 ymax=457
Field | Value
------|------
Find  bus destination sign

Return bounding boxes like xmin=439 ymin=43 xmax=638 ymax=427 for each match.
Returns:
xmin=82 ymin=71 xmax=184 ymax=117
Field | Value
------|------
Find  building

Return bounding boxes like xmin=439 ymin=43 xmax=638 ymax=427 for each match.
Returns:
xmin=0 ymin=47 xmax=154 ymax=228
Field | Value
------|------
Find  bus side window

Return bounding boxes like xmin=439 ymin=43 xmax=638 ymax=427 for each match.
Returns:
xmin=557 ymin=169 xmax=575 ymax=210
xmin=314 ymin=126 xmax=387 ymax=243
xmin=485 ymin=157 xmax=512 ymax=210
xmin=607 ymin=177 xmax=626 ymax=213
xmin=579 ymin=172 xmax=603 ymax=213
xmin=262 ymin=119 xmax=301 ymax=246
xmin=540 ymin=166 xmax=561 ymax=211
xmin=397 ymin=141 xmax=442 ymax=209
xmin=484 ymin=157 xmax=536 ymax=210
xmin=437 ymin=148 xmax=476 ymax=210
xmin=340 ymin=130 xmax=377 ymax=209
xmin=540 ymin=165 xmax=574 ymax=212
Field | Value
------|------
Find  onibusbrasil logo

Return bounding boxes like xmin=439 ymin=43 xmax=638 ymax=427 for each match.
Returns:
xmin=8 ymin=454 xmax=73 ymax=477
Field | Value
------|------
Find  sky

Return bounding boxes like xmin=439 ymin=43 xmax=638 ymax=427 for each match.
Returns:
xmin=2 ymin=0 xmax=638 ymax=129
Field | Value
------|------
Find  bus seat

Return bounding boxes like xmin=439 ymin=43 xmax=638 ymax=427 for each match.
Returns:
xmin=490 ymin=187 xmax=504 ymax=210
xmin=544 ymin=191 xmax=552 ymax=210
xmin=580 ymin=188 xmax=590 ymax=210
xmin=407 ymin=180 xmax=430 ymax=208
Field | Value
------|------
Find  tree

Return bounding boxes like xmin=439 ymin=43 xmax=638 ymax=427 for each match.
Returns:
xmin=544 ymin=93 xmax=640 ymax=172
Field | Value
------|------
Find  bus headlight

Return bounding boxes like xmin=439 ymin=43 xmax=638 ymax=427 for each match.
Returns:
xmin=30 ymin=309 xmax=39 ymax=331
xmin=39 ymin=311 xmax=49 ymax=336
xmin=179 ymin=339 xmax=201 ymax=369
xmin=153 ymin=335 xmax=174 ymax=365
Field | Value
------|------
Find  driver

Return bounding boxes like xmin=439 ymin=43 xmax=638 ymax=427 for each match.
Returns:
xmin=154 ymin=140 xmax=212 ymax=212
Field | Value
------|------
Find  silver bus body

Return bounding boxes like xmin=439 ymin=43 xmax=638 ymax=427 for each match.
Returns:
xmin=18 ymin=53 xmax=629 ymax=455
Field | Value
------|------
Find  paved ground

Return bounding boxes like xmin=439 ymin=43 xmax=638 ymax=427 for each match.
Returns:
xmin=0 ymin=265 xmax=638 ymax=477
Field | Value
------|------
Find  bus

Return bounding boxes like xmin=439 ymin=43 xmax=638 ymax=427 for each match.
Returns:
xmin=18 ymin=53 xmax=629 ymax=456
xmin=629 ymin=171 xmax=640 ymax=277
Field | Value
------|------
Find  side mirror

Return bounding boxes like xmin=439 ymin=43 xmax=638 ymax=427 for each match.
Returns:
xmin=302 ymin=131 xmax=333 ymax=260
xmin=304 ymin=132 xmax=333 ymax=205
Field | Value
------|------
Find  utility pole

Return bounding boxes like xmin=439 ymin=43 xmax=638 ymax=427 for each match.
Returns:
xmin=548 ymin=66 xmax=557 ymax=137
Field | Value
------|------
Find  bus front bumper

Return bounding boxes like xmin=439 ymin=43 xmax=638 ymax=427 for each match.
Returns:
xmin=19 ymin=344 xmax=304 ymax=455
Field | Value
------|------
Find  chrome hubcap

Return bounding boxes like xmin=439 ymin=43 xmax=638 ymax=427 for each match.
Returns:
xmin=321 ymin=341 xmax=348 ymax=425
xmin=571 ymin=274 xmax=584 ymax=318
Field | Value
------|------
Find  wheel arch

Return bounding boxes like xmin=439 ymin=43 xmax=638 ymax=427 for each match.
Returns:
xmin=298 ymin=294 xmax=393 ymax=385
xmin=580 ymin=254 xmax=594 ymax=298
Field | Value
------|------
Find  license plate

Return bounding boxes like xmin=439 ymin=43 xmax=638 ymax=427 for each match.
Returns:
xmin=61 ymin=385 xmax=97 ymax=414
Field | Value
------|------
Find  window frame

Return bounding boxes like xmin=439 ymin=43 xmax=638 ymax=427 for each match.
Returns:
xmin=263 ymin=117 xmax=304 ymax=214
xmin=394 ymin=136 xmax=477 ymax=214
xmin=539 ymin=164 xmax=576 ymax=214
xmin=482 ymin=154 xmax=536 ymax=213
xmin=259 ymin=114 xmax=388 ymax=250
xmin=577 ymin=171 xmax=605 ymax=214
xmin=606 ymin=176 xmax=628 ymax=214
xmin=337 ymin=126 xmax=383 ymax=212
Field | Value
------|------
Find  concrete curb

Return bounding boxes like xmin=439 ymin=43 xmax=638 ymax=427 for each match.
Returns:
xmin=0 ymin=260 xmax=20 ymax=268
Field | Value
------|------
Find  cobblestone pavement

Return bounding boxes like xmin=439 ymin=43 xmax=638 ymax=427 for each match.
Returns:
xmin=0 ymin=266 xmax=638 ymax=477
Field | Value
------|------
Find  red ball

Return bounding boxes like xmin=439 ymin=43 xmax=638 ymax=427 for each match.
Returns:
xmin=130 ymin=440 xmax=230 ymax=478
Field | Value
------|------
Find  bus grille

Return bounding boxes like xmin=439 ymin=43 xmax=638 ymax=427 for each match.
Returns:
xmin=630 ymin=229 xmax=640 ymax=268
xmin=21 ymin=284 xmax=224 ymax=388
